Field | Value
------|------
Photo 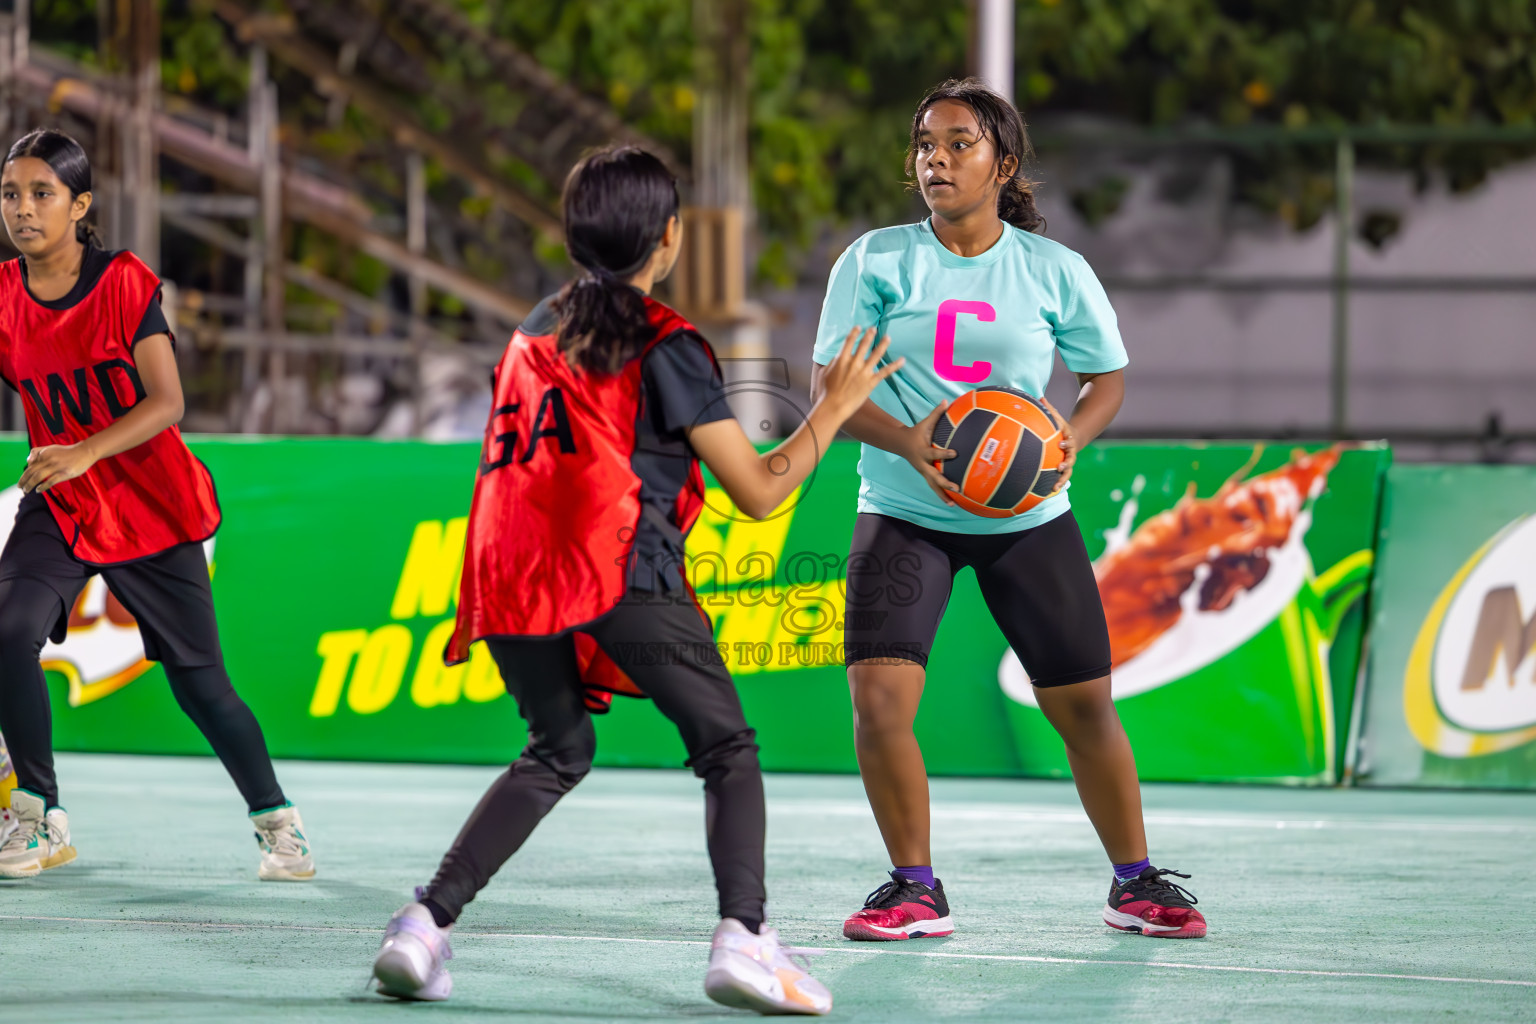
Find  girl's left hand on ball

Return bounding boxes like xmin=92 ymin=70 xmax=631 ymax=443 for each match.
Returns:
xmin=20 ymin=443 xmax=97 ymax=494
xmin=1041 ymin=398 xmax=1077 ymax=496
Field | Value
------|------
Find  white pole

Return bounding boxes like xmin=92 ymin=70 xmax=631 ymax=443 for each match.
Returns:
xmin=974 ymin=0 xmax=1015 ymax=102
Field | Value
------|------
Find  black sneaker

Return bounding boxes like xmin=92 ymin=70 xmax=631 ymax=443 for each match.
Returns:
xmin=1104 ymin=867 xmax=1207 ymax=938
xmin=842 ymin=871 xmax=954 ymax=941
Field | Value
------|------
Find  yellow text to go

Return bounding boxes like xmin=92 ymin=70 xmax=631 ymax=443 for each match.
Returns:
xmin=308 ymin=620 xmax=502 ymax=717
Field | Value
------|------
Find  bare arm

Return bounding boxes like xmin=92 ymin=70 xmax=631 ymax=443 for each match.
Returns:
xmin=689 ymin=328 xmax=903 ymax=520
xmin=809 ymin=361 xmax=960 ymax=505
xmin=20 ymin=333 xmax=185 ymax=493
xmin=1043 ymin=367 xmax=1125 ymax=495
xmin=1066 ymin=368 xmax=1124 ymax=447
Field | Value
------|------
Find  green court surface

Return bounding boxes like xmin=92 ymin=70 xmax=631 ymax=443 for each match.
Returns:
xmin=4 ymin=754 xmax=1534 ymax=1023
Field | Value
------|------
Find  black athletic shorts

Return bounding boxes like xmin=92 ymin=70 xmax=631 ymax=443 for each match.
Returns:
xmin=842 ymin=510 xmax=1112 ymax=687
xmin=0 ymin=492 xmax=222 ymax=668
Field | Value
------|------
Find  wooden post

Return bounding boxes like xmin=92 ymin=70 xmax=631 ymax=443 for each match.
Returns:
xmin=672 ymin=205 xmax=743 ymax=320
xmin=260 ymin=78 xmax=286 ymax=426
xmin=688 ymin=0 xmax=750 ymax=322
xmin=692 ymin=0 xmax=749 ymax=214
xmin=406 ymin=149 xmax=427 ymax=434
xmin=0 ymin=1 xmax=23 ymax=431
xmin=689 ymin=0 xmax=776 ymax=438
xmin=0 ymin=0 xmax=28 ymax=144
xmin=94 ymin=0 xmax=121 ymax=246
xmin=12 ymin=0 xmax=26 ymax=76
xmin=1331 ymin=136 xmax=1354 ymax=439
xmin=97 ymin=0 xmax=158 ymax=264
xmin=238 ymin=45 xmax=266 ymax=430
xmin=125 ymin=0 xmax=158 ymax=268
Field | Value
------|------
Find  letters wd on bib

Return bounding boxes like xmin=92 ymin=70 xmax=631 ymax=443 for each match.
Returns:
xmin=11 ymin=432 xmax=1533 ymax=791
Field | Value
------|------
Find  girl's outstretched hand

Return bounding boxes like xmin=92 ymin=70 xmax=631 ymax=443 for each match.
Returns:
xmin=818 ymin=327 xmax=904 ymax=423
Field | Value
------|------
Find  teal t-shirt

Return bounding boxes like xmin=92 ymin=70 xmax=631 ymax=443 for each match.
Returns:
xmin=812 ymin=219 xmax=1128 ymax=534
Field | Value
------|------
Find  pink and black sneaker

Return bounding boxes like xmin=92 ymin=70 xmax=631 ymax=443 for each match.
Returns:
xmin=1103 ymin=866 xmax=1206 ymax=939
xmin=843 ymin=871 xmax=954 ymax=941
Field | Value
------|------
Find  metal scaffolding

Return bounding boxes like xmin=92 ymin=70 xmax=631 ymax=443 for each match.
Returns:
xmin=0 ymin=0 xmax=700 ymax=437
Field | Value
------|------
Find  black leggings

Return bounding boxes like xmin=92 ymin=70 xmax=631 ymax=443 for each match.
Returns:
xmin=422 ymin=588 xmax=765 ymax=926
xmin=843 ymin=510 xmax=1112 ymax=685
xmin=0 ymin=494 xmax=285 ymax=813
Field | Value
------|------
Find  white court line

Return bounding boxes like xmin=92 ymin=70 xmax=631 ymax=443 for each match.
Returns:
xmin=5 ymin=914 xmax=1533 ymax=989
xmin=65 ymin=782 xmax=1536 ymax=835
xmin=573 ymin=796 xmax=1536 ymax=835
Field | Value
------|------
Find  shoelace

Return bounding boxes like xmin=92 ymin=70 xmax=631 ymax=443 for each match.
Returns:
xmin=758 ymin=929 xmax=825 ymax=972
xmin=1 ymin=818 xmax=45 ymax=854
xmin=862 ymin=872 xmax=931 ymax=909
xmin=386 ymin=914 xmax=453 ymax=962
xmin=255 ymin=821 xmax=306 ymax=858
xmin=778 ymin=947 xmax=822 ymax=972
xmin=861 ymin=879 xmax=901 ymax=908
xmin=1128 ymin=868 xmax=1198 ymax=907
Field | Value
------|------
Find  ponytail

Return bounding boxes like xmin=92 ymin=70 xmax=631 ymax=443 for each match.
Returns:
xmin=77 ymin=219 xmax=104 ymax=249
xmin=998 ymin=176 xmax=1044 ymax=235
xmin=908 ymin=78 xmax=1046 ymax=235
xmin=554 ymin=146 xmax=680 ymax=374
xmin=556 ymin=269 xmax=653 ymax=375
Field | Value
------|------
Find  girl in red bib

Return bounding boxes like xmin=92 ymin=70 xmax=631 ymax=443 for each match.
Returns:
xmin=0 ymin=130 xmax=312 ymax=881
xmin=368 ymin=146 xmax=896 ymax=1015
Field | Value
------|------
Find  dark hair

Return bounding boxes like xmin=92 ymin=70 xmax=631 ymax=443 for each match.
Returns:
xmin=5 ymin=129 xmax=102 ymax=247
xmin=554 ymin=145 xmax=680 ymax=373
xmin=907 ymin=78 xmax=1044 ymax=234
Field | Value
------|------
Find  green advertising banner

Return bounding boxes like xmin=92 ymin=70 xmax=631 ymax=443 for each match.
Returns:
xmin=4 ymin=435 xmax=1386 ymax=784
xmin=1357 ymin=465 xmax=1536 ymax=789
xmin=1001 ymin=442 xmax=1388 ymax=785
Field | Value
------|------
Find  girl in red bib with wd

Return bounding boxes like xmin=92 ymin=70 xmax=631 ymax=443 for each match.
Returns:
xmin=0 ymin=130 xmax=312 ymax=881
xmin=368 ymin=146 xmax=896 ymax=1014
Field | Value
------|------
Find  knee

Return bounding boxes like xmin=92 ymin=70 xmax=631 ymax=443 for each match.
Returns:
xmin=849 ymin=677 xmax=919 ymax=739
xmin=686 ymin=728 xmax=760 ymax=780
xmin=1043 ymin=689 xmax=1124 ymax=747
xmin=0 ymin=581 xmax=60 ymax=655
xmin=164 ymin=663 xmax=237 ymax=709
xmin=522 ymin=720 xmax=597 ymax=791
xmin=0 ymin=615 xmax=42 ymax=655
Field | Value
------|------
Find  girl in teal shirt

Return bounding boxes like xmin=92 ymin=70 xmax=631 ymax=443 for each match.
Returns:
xmin=812 ymin=79 xmax=1206 ymax=943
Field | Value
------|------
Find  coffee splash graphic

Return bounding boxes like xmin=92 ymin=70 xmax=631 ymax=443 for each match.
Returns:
xmin=1000 ymin=444 xmax=1369 ymax=711
xmin=1095 ymin=447 xmax=1342 ymax=668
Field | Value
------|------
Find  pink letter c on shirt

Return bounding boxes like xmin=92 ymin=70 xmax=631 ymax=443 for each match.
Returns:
xmin=934 ymin=299 xmax=995 ymax=383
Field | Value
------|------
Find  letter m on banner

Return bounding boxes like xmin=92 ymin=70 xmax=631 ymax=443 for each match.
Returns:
xmin=1459 ymin=586 xmax=1536 ymax=691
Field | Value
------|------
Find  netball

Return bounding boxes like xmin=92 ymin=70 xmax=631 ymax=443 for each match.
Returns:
xmin=931 ymin=385 xmax=1065 ymax=517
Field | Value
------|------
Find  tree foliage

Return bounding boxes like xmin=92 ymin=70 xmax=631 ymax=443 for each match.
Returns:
xmin=26 ymin=1 xmax=1536 ymax=279
xmin=473 ymin=0 xmax=1536 ymax=275
xmin=1013 ymin=1 xmax=1536 ymax=230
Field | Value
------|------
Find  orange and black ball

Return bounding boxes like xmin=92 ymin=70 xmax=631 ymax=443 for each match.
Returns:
xmin=931 ymin=386 xmax=1065 ymax=518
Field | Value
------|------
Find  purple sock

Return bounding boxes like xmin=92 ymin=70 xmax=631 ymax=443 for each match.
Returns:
xmin=895 ymin=865 xmax=935 ymax=889
xmin=1114 ymin=858 xmax=1151 ymax=882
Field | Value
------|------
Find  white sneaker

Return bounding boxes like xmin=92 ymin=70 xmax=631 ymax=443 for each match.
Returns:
xmin=250 ymin=804 xmax=315 ymax=881
xmin=0 ymin=807 xmax=16 ymax=849
xmin=373 ymin=898 xmax=453 ymax=1001
xmin=0 ymin=790 xmax=76 ymax=878
xmin=704 ymin=918 xmax=832 ymax=1016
